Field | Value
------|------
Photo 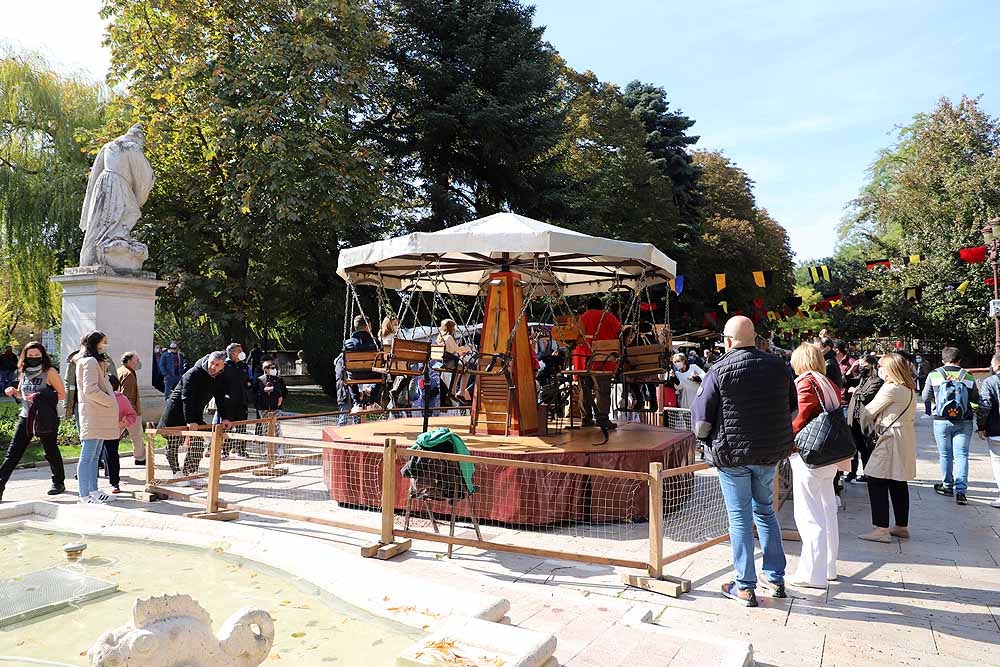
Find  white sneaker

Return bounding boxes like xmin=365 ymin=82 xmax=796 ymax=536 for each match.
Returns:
xmin=991 ymin=497 xmax=1000 ymax=508
xmin=90 ymin=490 xmax=116 ymax=503
xmin=189 ymin=478 xmax=208 ymax=489
xmin=836 ymin=495 xmax=843 ymax=509
xmin=78 ymin=495 xmax=104 ymax=505
xmin=350 ymin=404 xmax=363 ymax=414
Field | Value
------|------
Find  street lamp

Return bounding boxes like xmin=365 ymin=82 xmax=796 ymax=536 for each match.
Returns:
xmin=983 ymin=217 xmax=1000 ymax=353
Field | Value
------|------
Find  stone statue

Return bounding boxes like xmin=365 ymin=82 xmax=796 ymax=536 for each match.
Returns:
xmin=88 ymin=594 xmax=275 ymax=667
xmin=79 ymin=123 xmax=155 ymax=271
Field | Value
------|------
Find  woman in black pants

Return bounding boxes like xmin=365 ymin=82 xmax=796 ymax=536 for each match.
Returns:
xmin=859 ymin=353 xmax=917 ymax=543
xmin=845 ymin=355 xmax=883 ymax=481
xmin=0 ymin=342 xmax=67 ymax=501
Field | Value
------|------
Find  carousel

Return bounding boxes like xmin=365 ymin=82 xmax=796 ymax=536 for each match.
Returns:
xmin=324 ymin=213 xmax=696 ymax=522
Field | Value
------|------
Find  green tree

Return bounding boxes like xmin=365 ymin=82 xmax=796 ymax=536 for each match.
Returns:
xmin=368 ymin=0 xmax=565 ymax=230
xmin=542 ymin=66 xmax=684 ymax=254
xmin=836 ymin=96 xmax=1000 ymax=354
xmin=681 ymin=150 xmax=795 ymax=328
xmin=621 ymin=80 xmax=702 ymax=247
xmin=0 ymin=51 xmax=104 ymax=331
xmin=101 ymin=0 xmax=389 ymax=389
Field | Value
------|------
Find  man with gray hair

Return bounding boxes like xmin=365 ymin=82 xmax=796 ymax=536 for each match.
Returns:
xmin=157 ymin=350 xmax=228 ymax=484
xmin=117 ymin=351 xmax=145 ymax=464
xmin=691 ymin=316 xmax=797 ymax=607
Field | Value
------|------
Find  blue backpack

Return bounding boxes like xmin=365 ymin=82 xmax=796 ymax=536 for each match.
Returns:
xmin=934 ymin=368 xmax=970 ymax=420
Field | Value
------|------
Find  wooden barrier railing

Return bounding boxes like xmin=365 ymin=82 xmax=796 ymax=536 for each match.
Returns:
xmin=139 ymin=412 xmax=789 ymax=597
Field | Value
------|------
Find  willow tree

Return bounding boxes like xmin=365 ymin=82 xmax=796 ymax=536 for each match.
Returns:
xmin=0 ymin=52 xmax=105 ymax=341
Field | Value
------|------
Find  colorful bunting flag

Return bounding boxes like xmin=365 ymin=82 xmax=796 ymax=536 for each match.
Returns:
xmin=957 ymin=280 xmax=970 ymax=295
xmin=959 ymin=246 xmax=988 ymax=263
xmin=715 ymin=273 xmax=727 ymax=293
xmin=904 ymin=286 xmax=923 ymax=302
xmin=808 ymin=265 xmax=831 ymax=283
xmin=903 ymin=254 xmax=926 ymax=265
xmin=752 ymin=270 xmax=773 ymax=288
xmin=866 ymin=259 xmax=891 ymax=271
xmin=718 ymin=300 xmax=728 ymax=314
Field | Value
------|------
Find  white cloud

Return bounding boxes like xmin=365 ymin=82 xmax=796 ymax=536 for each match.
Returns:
xmin=0 ymin=0 xmax=110 ymax=81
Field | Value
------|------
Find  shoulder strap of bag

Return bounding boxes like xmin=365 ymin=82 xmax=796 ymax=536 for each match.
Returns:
xmin=807 ymin=374 xmax=834 ymax=414
xmin=877 ymin=390 xmax=913 ymax=438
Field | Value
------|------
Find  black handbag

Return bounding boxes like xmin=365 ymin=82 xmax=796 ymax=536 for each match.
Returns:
xmin=794 ymin=380 xmax=856 ymax=468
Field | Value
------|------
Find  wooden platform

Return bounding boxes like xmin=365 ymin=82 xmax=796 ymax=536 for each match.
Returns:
xmin=322 ymin=417 xmax=697 ymax=524
xmin=327 ymin=416 xmax=691 ymax=457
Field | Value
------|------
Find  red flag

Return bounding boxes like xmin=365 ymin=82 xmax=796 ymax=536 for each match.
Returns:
xmin=752 ymin=298 xmax=765 ymax=309
xmin=986 ymin=277 xmax=997 ymax=287
xmin=866 ymin=259 xmax=891 ymax=270
xmin=959 ymin=246 xmax=988 ymax=263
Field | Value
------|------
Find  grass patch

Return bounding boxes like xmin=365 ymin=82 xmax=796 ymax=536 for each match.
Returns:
xmin=282 ymin=387 xmax=340 ymax=414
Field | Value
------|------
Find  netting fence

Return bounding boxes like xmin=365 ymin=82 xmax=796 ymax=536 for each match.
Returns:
xmin=141 ymin=410 xmax=794 ymax=592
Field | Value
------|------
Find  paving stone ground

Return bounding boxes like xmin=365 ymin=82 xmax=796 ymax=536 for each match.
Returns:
xmin=2 ymin=412 xmax=998 ymax=666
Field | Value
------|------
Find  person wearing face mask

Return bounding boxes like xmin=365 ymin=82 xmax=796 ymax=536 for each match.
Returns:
xmin=845 ymin=354 xmax=883 ymax=483
xmin=255 ymin=360 xmax=288 ymax=417
xmin=0 ymin=342 xmax=67 ymax=501
xmin=217 ymin=343 xmax=252 ymax=457
xmin=859 ymin=353 xmax=917 ymax=542
xmin=669 ymin=352 xmax=705 ymax=410
xmin=117 ymin=351 xmax=146 ymax=465
xmin=76 ymin=331 xmax=120 ymax=504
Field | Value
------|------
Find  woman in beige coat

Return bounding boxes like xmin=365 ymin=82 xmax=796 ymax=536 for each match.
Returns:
xmin=859 ymin=353 xmax=917 ymax=542
xmin=76 ymin=331 xmax=120 ymax=504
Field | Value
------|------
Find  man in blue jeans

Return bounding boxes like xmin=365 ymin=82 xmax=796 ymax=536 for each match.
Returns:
xmin=922 ymin=347 xmax=979 ymax=506
xmin=692 ymin=316 xmax=797 ymax=607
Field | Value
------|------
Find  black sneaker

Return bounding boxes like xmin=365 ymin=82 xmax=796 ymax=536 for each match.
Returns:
xmin=581 ymin=419 xmax=596 ymax=427
xmin=956 ymin=493 xmax=968 ymax=505
xmin=721 ymin=581 xmax=758 ymax=607
xmin=47 ymin=483 xmax=65 ymax=496
xmin=934 ymin=483 xmax=954 ymax=497
xmin=853 ymin=475 xmax=868 ymax=484
xmin=763 ymin=580 xmax=787 ymax=599
xmin=844 ymin=472 xmax=857 ymax=483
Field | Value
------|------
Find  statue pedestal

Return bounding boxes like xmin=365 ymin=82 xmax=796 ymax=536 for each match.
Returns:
xmin=51 ymin=272 xmax=167 ymax=422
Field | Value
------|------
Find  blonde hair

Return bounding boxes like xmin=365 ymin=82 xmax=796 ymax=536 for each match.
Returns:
xmin=879 ymin=353 xmax=916 ymax=390
xmin=438 ymin=319 xmax=457 ymax=344
xmin=791 ymin=343 xmax=826 ymax=375
xmin=671 ymin=352 xmax=687 ymax=366
xmin=378 ymin=316 xmax=397 ymax=339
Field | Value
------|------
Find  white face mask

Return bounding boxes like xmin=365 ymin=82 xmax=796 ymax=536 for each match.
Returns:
xmin=237 ymin=351 xmax=247 ymax=362
xmin=877 ymin=368 xmax=887 ymax=380
xmin=136 ymin=360 xmax=143 ymax=370
xmin=268 ymin=368 xmax=278 ymax=377
xmin=98 ymin=342 xmax=108 ymax=354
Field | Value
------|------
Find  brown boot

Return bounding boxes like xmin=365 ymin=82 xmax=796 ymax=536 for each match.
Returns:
xmin=889 ymin=526 xmax=910 ymax=539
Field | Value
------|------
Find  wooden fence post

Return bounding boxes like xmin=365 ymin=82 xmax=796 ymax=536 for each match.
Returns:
xmin=185 ymin=424 xmax=238 ymax=521
xmin=362 ymin=437 xmax=411 ymax=559
xmin=622 ymin=463 xmax=689 ymax=597
xmin=648 ymin=462 xmax=664 ymax=579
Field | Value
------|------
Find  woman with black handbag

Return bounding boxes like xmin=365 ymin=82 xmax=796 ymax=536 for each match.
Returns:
xmin=859 ymin=353 xmax=917 ymax=543
xmin=788 ymin=343 xmax=849 ymax=589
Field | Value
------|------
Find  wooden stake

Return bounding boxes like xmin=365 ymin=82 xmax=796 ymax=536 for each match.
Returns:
xmin=189 ymin=424 xmax=238 ymax=521
xmin=381 ymin=438 xmax=397 ymax=545
xmin=648 ymin=462 xmax=664 ymax=579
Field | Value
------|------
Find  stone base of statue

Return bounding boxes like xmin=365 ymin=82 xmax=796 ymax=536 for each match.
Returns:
xmin=51 ymin=270 xmax=167 ymax=422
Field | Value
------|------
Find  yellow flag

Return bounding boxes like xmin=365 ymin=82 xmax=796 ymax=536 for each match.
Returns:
xmin=718 ymin=300 xmax=728 ymax=314
xmin=715 ymin=273 xmax=726 ymax=293
xmin=753 ymin=271 xmax=766 ymax=288
xmin=957 ymin=280 xmax=970 ymax=295
xmin=668 ymin=278 xmax=676 ymax=293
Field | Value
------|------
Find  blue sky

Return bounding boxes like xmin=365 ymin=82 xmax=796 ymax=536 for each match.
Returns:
xmin=3 ymin=1 xmax=999 ymax=260
xmin=533 ymin=0 xmax=1000 ymax=260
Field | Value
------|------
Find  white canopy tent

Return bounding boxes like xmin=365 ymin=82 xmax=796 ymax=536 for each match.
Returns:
xmin=336 ymin=213 xmax=676 ymax=296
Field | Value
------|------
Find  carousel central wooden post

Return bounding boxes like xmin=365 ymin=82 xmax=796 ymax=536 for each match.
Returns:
xmin=471 ymin=271 xmax=539 ymax=436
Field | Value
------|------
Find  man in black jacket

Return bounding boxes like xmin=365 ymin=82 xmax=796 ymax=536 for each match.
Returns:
xmin=691 ymin=316 xmax=796 ymax=608
xmin=217 ymin=343 xmax=252 ymax=457
xmin=158 ymin=351 xmax=227 ymax=482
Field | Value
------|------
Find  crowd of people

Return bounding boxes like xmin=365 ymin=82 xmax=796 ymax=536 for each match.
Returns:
xmin=691 ymin=316 xmax=1000 ymax=607
xmin=0 ymin=334 xmax=287 ymax=504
